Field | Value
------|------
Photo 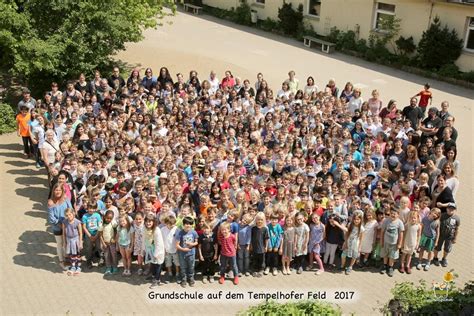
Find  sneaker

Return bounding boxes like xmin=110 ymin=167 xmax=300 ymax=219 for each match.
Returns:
xmin=406 ymin=266 xmax=412 ymax=274
xmin=315 ymin=270 xmax=324 ymax=275
xmin=297 ymin=267 xmax=303 ymax=274
xmin=305 ymin=265 xmax=313 ymax=271
xmin=98 ymin=257 xmax=105 ymax=267
xmin=238 ymin=273 xmax=242 ymax=277
xmin=345 ymin=267 xmax=352 ymax=275
xmin=272 ymin=268 xmax=278 ymax=276
xmin=111 ymin=267 xmax=119 ymax=274
xmin=399 ymin=265 xmax=405 ymax=274
xmin=202 ymin=277 xmax=208 ymax=284
xmin=122 ymin=269 xmax=128 ymax=276
xmin=380 ymin=265 xmax=387 ymax=274
xmin=67 ymin=267 xmax=76 ymax=276
xmin=73 ymin=267 xmax=81 ymax=275
xmin=219 ymin=276 xmax=225 ymax=284
xmin=257 ymin=272 xmax=263 ymax=278
xmin=416 ymin=263 xmax=423 ymax=270
xmin=440 ymin=258 xmax=448 ymax=267
xmin=424 ymin=264 xmax=431 ymax=271
xmin=264 ymin=267 xmax=270 ymax=275
xmin=228 ymin=271 xmax=234 ymax=279
xmin=387 ymin=267 xmax=394 ymax=277
xmin=104 ymin=267 xmax=112 ymax=275
xmin=245 ymin=272 xmax=250 ymax=277
xmin=181 ymin=281 xmax=187 ymax=288
xmin=149 ymin=280 xmax=161 ymax=289
xmin=176 ymin=278 xmax=182 ymax=285
xmin=252 ymin=272 xmax=258 ymax=278
xmin=189 ymin=280 xmax=195 ymax=287
xmin=287 ymin=269 xmax=292 ymax=275
xmin=282 ymin=268 xmax=287 ymax=275
xmin=432 ymin=258 xmax=440 ymax=266
xmin=208 ymin=276 xmax=215 ymax=283
xmin=137 ymin=268 xmax=143 ymax=276
xmin=36 ymin=162 xmax=41 ymax=168
xmin=233 ymin=276 xmax=239 ymax=285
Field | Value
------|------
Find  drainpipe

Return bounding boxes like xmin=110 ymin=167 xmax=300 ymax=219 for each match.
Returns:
xmin=428 ymin=0 xmax=434 ymax=28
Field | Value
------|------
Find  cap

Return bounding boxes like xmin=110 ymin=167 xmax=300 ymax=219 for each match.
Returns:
xmin=447 ymin=202 xmax=456 ymax=209
xmin=366 ymin=171 xmax=377 ymax=179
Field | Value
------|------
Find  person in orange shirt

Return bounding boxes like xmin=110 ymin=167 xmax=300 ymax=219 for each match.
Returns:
xmin=16 ymin=106 xmax=33 ymax=157
xmin=412 ymin=83 xmax=432 ymax=116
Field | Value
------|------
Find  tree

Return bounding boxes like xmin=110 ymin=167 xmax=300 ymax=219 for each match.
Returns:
xmin=277 ymin=1 xmax=303 ymax=37
xmin=0 ymin=0 xmax=175 ymax=95
xmin=417 ymin=16 xmax=463 ymax=70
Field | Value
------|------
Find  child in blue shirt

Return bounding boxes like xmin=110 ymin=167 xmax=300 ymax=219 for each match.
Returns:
xmin=175 ymin=216 xmax=199 ymax=288
xmin=237 ymin=214 xmax=252 ymax=276
xmin=265 ymin=213 xmax=283 ymax=276
xmin=82 ymin=202 xmax=102 ymax=269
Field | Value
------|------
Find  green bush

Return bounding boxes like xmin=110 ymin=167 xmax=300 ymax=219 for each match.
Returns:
xmin=260 ymin=18 xmax=279 ymax=32
xmin=382 ymin=280 xmax=474 ymax=315
xmin=460 ymin=71 xmax=474 ymax=83
xmin=395 ymin=35 xmax=416 ymax=55
xmin=326 ymin=27 xmax=340 ymax=44
xmin=437 ymin=63 xmax=460 ymax=78
xmin=277 ymin=2 xmax=303 ymax=37
xmin=239 ymin=300 xmax=341 ymax=316
xmin=417 ymin=16 xmax=463 ymax=70
xmin=0 ymin=103 xmax=17 ymax=134
xmin=232 ymin=0 xmax=252 ymax=26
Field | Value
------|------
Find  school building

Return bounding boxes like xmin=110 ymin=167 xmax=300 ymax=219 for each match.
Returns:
xmin=202 ymin=0 xmax=474 ymax=72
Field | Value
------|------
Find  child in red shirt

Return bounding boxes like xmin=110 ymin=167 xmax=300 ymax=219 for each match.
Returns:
xmin=218 ymin=222 xmax=239 ymax=285
xmin=412 ymin=83 xmax=432 ymax=115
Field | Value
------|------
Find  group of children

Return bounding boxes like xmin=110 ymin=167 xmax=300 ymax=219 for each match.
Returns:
xmin=61 ymin=192 xmax=460 ymax=287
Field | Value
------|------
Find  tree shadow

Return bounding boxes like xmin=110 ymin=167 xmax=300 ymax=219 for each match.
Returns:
xmin=181 ymin=9 xmax=474 ymax=99
xmin=4 ymin=160 xmax=32 ymax=167
xmin=0 ymin=151 xmax=27 ymax=159
xmin=15 ymin=176 xmax=47 ymax=186
xmin=0 ymin=143 xmax=23 ymax=151
xmin=16 ymin=186 xmax=49 ymax=205
xmin=7 ymin=168 xmax=44 ymax=176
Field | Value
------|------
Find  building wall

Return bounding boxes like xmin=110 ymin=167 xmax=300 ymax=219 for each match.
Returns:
xmin=202 ymin=0 xmax=474 ymax=71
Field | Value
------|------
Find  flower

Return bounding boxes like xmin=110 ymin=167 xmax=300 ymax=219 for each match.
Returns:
xmin=443 ymin=271 xmax=454 ymax=283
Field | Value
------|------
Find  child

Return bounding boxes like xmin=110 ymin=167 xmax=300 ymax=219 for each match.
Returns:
xmin=398 ymin=196 xmax=411 ymax=225
xmin=175 ymin=216 xmax=199 ymax=288
xmin=281 ymin=214 xmax=296 ymax=275
xmin=99 ymin=210 xmax=118 ymax=275
xmin=143 ymin=213 xmax=165 ymax=288
xmin=218 ymin=222 xmax=239 ymax=285
xmin=250 ymin=212 xmax=269 ymax=278
xmin=198 ymin=223 xmax=218 ymax=283
xmin=417 ymin=208 xmax=441 ymax=271
xmin=412 ymin=83 xmax=432 ymax=115
xmin=117 ymin=215 xmax=134 ymax=276
xmin=380 ymin=209 xmax=405 ymax=277
xmin=176 ymin=205 xmax=195 ymax=229
xmin=161 ymin=215 xmax=180 ymax=283
xmin=359 ymin=209 xmax=378 ymax=267
xmin=372 ymin=210 xmax=385 ymax=264
xmin=62 ymin=208 xmax=83 ymax=275
xmin=400 ymin=211 xmax=421 ymax=274
xmin=82 ymin=202 xmax=102 ymax=269
xmin=433 ymin=203 xmax=460 ymax=267
xmin=237 ymin=214 xmax=252 ymax=277
xmin=323 ymin=214 xmax=345 ymax=269
xmin=265 ymin=213 xmax=283 ymax=276
xmin=294 ymin=212 xmax=310 ymax=274
xmin=341 ymin=211 xmax=364 ymax=274
xmin=308 ymin=213 xmax=325 ymax=275
xmin=132 ymin=211 xmax=145 ymax=275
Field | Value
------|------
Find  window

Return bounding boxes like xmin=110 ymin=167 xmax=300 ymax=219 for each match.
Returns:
xmin=373 ymin=2 xmax=396 ymax=31
xmin=465 ymin=17 xmax=474 ymax=51
xmin=255 ymin=0 xmax=265 ymax=4
xmin=308 ymin=0 xmax=321 ymax=17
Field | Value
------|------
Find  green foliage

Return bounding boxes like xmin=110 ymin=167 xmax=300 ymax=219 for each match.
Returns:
xmin=382 ymin=280 xmax=474 ymax=315
xmin=260 ymin=18 xmax=280 ymax=32
xmin=417 ymin=16 xmax=463 ymax=70
xmin=0 ymin=103 xmax=17 ymax=135
xmin=277 ymin=2 xmax=303 ymax=37
xmin=365 ymin=33 xmax=394 ymax=63
xmin=239 ymin=300 xmax=341 ymax=316
xmin=203 ymin=5 xmax=233 ymax=20
xmin=375 ymin=15 xmax=401 ymax=51
xmin=0 ymin=0 xmax=175 ymax=95
xmin=437 ymin=63 xmax=460 ymax=78
xmin=326 ymin=27 xmax=340 ymax=44
xmin=395 ymin=36 xmax=416 ymax=55
xmin=460 ymin=71 xmax=474 ymax=83
xmin=232 ymin=0 xmax=252 ymax=26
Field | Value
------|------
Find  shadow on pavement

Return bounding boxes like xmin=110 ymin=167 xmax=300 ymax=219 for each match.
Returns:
xmin=177 ymin=9 xmax=474 ymax=99
xmin=13 ymin=230 xmax=60 ymax=274
xmin=0 ymin=143 xmax=23 ymax=151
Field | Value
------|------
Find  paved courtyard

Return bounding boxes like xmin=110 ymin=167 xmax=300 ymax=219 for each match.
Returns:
xmin=1 ymin=9 xmax=473 ymax=316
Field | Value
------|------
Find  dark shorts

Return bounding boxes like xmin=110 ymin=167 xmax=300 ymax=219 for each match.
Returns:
xmin=435 ymin=236 xmax=453 ymax=253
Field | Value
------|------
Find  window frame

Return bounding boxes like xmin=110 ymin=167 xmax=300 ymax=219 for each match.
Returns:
xmin=307 ymin=0 xmax=322 ymax=17
xmin=255 ymin=0 xmax=265 ymax=5
xmin=464 ymin=17 xmax=474 ymax=52
xmin=373 ymin=2 xmax=396 ymax=32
